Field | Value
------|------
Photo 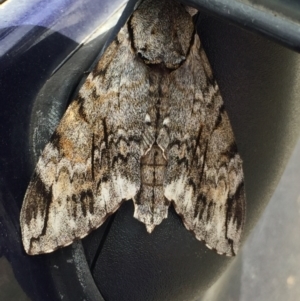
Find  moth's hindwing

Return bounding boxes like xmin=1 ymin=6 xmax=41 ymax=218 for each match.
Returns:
xmin=20 ymin=0 xmax=245 ymax=256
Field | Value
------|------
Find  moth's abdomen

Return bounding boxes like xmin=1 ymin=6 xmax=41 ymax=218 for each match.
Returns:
xmin=133 ymin=144 xmax=170 ymax=232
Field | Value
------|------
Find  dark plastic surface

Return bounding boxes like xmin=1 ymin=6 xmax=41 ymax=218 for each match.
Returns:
xmin=187 ymin=0 xmax=300 ymax=52
xmin=1 ymin=0 xmax=300 ymax=301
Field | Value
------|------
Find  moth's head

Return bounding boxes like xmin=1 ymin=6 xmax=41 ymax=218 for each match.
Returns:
xmin=130 ymin=0 xmax=196 ymax=69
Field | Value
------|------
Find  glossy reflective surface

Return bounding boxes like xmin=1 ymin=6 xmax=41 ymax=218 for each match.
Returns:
xmin=187 ymin=0 xmax=300 ymax=51
xmin=246 ymin=0 xmax=300 ymax=22
xmin=0 ymin=0 xmax=124 ymax=56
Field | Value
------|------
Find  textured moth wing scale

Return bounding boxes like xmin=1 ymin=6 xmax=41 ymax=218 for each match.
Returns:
xmin=20 ymin=0 xmax=245 ymax=256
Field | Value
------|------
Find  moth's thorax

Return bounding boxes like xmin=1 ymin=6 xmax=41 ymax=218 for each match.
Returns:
xmin=130 ymin=0 xmax=194 ymax=69
xmin=146 ymin=69 xmax=170 ymax=128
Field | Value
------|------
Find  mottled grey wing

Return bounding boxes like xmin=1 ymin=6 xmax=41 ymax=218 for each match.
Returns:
xmin=162 ymin=34 xmax=245 ymax=256
xmin=20 ymin=26 xmax=153 ymax=255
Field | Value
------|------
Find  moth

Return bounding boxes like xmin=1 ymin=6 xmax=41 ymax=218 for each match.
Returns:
xmin=20 ymin=0 xmax=245 ymax=256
